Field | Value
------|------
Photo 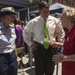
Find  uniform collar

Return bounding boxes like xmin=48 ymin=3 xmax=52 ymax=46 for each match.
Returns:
xmin=0 ymin=21 xmax=5 ymax=29
xmin=0 ymin=21 xmax=14 ymax=29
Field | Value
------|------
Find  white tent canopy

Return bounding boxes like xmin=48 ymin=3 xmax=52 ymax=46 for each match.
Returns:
xmin=50 ymin=3 xmax=69 ymax=10
xmin=0 ymin=0 xmax=29 ymax=9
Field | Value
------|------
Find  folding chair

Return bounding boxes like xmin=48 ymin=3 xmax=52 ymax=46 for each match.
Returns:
xmin=17 ymin=47 xmax=25 ymax=75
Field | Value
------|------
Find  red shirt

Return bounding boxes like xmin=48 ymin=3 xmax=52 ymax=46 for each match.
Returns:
xmin=62 ymin=25 xmax=75 ymax=75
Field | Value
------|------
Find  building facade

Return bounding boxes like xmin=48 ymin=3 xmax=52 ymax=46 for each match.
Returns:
xmin=52 ymin=0 xmax=75 ymax=7
xmin=29 ymin=0 xmax=75 ymax=11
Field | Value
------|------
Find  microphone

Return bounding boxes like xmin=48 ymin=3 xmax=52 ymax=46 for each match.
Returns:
xmin=31 ymin=32 xmax=34 ymax=42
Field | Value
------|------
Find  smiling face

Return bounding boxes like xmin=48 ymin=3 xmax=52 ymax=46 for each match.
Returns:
xmin=61 ymin=7 xmax=75 ymax=29
xmin=61 ymin=12 xmax=71 ymax=29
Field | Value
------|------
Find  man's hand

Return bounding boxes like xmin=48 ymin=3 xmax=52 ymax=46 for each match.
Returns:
xmin=31 ymin=43 xmax=38 ymax=51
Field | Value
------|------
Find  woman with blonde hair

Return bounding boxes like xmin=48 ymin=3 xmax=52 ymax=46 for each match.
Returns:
xmin=52 ymin=7 xmax=75 ymax=75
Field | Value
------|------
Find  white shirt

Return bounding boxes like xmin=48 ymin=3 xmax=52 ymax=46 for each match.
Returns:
xmin=0 ymin=22 xmax=16 ymax=53
xmin=23 ymin=15 xmax=65 ymax=47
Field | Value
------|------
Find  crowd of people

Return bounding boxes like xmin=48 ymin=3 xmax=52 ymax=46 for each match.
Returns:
xmin=0 ymin=0 xmax=75 ymax=75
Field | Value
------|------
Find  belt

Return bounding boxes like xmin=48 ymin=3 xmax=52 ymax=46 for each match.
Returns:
xmin=0 ymin=51 xmax=14 ymax=56
xmin=34 ymin=41 xmax=51 ymax=48
xmin=9 ymin=51 xmax=13 ymax=55
xmin=34 ymin=41 xmax=44 ymax=46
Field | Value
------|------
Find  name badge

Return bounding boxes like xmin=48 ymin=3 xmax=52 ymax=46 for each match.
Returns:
xmin=11 ymin=32 xmax=15 ymax=37
xmin=67 ymin=37 xmax=69 ymax=41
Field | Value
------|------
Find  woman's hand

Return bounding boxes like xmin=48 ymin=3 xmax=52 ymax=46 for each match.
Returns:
xmin=52 ymin=54 xmax=65 ymax=63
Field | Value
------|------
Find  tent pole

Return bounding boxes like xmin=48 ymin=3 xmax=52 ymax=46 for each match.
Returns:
xmin=27 ymin=8 xmax=30 ymax=21
xmin=17 ymin=11 xmax=20 ymax=20
xmin=49 ymin=0 xmax=52 ymax=6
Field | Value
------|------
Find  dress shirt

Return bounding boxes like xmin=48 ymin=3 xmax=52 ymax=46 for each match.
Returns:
xmin=23 ymin=15 xmax=65 ymax=47
xmin=0 ymin=22 xmax=16 ymax=53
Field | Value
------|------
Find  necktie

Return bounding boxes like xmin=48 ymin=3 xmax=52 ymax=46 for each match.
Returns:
xmin=44 ymin=19 xmax=49 ymax=49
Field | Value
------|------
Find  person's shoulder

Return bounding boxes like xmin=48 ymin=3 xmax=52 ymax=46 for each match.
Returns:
xmin=32 ymin=16 xmax=40 ymax=21
xmin=15 ymin=25 xmax=22 ymax=30
xmin=15 ymin=24 xmax=21 ymax=27
xmin=49 ymin=15 xmax=60 ymax=22
xmin=48 ymin=15 xmax=58 ymax=20
xmin=29 ymin=16 xmax=40 ymax=23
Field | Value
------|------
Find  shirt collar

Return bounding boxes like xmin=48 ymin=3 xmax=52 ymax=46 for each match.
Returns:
xmin=40 ymin=15 xmax=50 ymax=22
xmin=40 ymin=15 xmax=44 ymax=22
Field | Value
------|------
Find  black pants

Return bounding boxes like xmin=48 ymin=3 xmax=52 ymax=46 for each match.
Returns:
xmin=0 ymin=51 xmax=18 ymax=75
xmin=33 ymin=42 xmax=55 ymax=75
